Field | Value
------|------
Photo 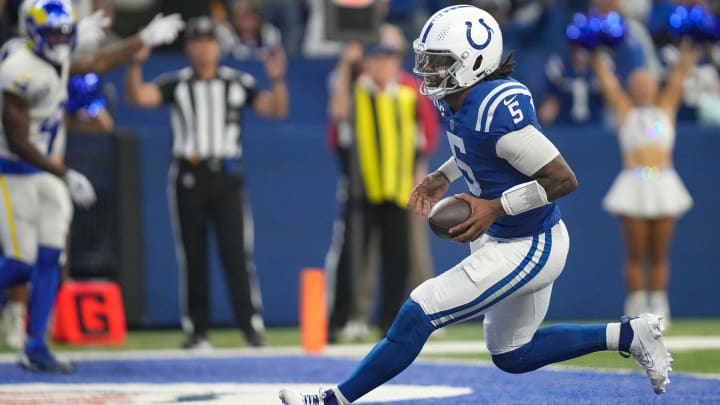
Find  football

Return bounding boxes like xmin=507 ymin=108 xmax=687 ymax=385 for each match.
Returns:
xmin=428 ymin=196 xmax=472 ymax=240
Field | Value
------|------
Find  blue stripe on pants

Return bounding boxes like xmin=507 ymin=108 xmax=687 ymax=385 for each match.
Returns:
xmin=428 ymin=234 xmax=539 ymax=323
xmin=435 ymin=230 xmax=553 ymax=328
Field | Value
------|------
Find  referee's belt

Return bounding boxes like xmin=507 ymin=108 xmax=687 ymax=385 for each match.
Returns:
xmin=177 ymin=156 xmax=238 ymax=173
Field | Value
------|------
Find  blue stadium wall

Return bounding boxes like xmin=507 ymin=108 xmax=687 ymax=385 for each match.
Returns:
xmin=98 ymin=54 xmax=720 ymax=326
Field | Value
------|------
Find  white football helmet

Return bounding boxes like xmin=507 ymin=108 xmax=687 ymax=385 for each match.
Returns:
xmin=413 ymin=5 xmax=503 ymax=100
xmin=24 ymin=0 xmax=77 ymax=65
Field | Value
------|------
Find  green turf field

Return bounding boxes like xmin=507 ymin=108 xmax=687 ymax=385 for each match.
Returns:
xmin=2 ymin=318 xmax=719 ymax=374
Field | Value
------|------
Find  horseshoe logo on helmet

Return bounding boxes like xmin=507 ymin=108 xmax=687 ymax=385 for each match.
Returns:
xmin=465 ymin=18 xmax=493 ymax=50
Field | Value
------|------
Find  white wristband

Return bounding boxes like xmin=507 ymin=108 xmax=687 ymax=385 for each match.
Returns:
xmin=437 ymin=157 xmax=462 ymax=183
xmin=500 ymin=180 xmax=549 ymax=216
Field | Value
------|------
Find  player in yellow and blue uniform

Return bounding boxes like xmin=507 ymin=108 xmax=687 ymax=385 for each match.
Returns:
xmin=0 ymin=0 xmax=92 ymax=373
xmin=0 ymin=0 xmax=183 ymax=372
xmin=280 ymin=6 xmax=673 ymax=404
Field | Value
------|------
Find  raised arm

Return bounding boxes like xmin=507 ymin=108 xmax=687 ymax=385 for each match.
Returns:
xmin=658 ymin=39 xmax=698 ymax=118
xmin=71 ymin=35 xmax=144 ymax=75
xmin=591 ymin=51 xmax=633 ymax=122
xmin=328 ymin=42 xmax=364 ymax=122
xmin=252 ymin=48 xmax=289 ymax=119
xmin=124 ymin=47 xmax=164 ymax=108
xmin=71 ymin=13 xmax=185 ymax=76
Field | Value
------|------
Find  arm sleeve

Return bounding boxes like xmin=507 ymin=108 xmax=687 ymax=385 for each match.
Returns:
xmin=437 ymin=156 xmax=462 ymax=182
xmin=495 ymin=125 xmax=560 ymax=177
xmin=152 ymin=71 xmax=180 ymax=104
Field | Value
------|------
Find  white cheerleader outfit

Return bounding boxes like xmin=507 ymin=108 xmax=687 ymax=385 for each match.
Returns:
xmin=603 ymin=106 xmax=693 ymax=218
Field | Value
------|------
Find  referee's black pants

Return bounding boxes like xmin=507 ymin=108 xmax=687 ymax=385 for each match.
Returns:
xmin=329 ymin=197 xmax=411 ymax=337
xmin=169 ymin=159 xmax=263 ymax=342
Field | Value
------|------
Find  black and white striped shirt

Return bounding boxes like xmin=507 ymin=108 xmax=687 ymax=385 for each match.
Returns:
xmin=154 ymin=66 xmax=259 ymax=159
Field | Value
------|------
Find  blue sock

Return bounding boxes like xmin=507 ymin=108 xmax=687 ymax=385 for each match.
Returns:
xmin=492 ymin=324 xmax=608 ymax=374
xmin=26 ymin=247 xmax=62 ymax=347
xmin=0 ymin=256 xmax=31 ymax=289
xmin=338 ymin=300 xmax=435 ymax=402
xmin=619 ymin=317 xmax=634 ymax=353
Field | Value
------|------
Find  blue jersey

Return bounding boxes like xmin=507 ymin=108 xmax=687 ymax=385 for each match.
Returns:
xmin=435 ymin=78 xmax=561 ymax=238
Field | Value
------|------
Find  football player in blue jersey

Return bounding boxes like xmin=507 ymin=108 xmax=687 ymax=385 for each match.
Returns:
xmin=279 ymin=5 xmax=672 ymax=404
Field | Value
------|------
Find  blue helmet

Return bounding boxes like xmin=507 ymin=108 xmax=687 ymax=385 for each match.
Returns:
xmin=25 ymin=0 xmax=77 ymax=65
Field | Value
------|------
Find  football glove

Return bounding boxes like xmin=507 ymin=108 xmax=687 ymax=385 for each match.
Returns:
xmin=64 ymin=169 xmax=97 ymax=208
xmin=140 ymin=13 xmax=185 ymax=47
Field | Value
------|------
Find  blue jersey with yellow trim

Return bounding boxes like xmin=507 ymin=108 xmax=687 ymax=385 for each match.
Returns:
xmin=435 ymin=78 xmax=561 ymax=238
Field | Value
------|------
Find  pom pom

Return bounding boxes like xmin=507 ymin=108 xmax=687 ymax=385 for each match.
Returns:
xmin=566 ymin=12 xmax=602 ymax=49
xmin=566 ymin=10 xmax=626 ymax=49
xmin=668 ymin=4 xmax=719 ymax=42
xmin=600 ymin=11 xmax=626 ymax=46
xmin=67 ymin=73 xmax=107 ymax=117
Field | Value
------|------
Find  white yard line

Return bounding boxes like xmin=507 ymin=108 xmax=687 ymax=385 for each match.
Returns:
xmin=1 ymin=335 xmax=719 ymax=363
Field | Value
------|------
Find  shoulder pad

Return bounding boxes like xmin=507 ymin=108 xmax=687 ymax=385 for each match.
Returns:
xmin=475 ymin=81 xmax=536 ymax=133
xmin=0 ymin=49 xmax=52 ymax=102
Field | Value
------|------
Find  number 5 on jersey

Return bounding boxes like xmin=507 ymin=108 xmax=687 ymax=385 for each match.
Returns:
xmin=503 ymin=96 xmax=524 ymax=124
xmin=447 ymin=131 xmax=481 ymax=195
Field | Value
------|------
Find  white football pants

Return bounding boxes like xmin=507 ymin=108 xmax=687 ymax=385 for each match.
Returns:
xmin=0 ymin=173 xmax=73 ymax=264
xmin=410 ymin=220 xmax=570 ymax=354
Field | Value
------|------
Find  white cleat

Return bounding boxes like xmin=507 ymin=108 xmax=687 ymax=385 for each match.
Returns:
xmin=626 ymin=313 xmax=673 ymax=394
xmin=2 ymin=304 xmax=26 ymax=350
xmin=279 ymin=387 xmax=342 ymax=405
xmin=278 ymin=388 xmax=306 ymax=405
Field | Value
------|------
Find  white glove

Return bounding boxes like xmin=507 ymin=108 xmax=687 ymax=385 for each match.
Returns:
xmin=75 ymin=10 xmax=112 ymax=54
xmin=140 ymin=13 xmax=185 ymax=47
xmin=64 ymin=169 xmax=97 ymax=208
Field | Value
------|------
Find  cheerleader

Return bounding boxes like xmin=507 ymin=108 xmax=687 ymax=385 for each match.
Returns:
xmin=592 ymin=40 xmax=697 ymax=329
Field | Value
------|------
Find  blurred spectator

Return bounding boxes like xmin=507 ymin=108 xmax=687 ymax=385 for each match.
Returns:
xmin=217 ymin=0 xmax=282 ymax=60
xmin=255 ymin=0 xmax=304 ymax=55
xmin=539 ymin=0 xmax=662 ymax=127
xmin=658 ymin=42 xmax=720 ymax=125
xmin=385 ymin=0 xmax=450 ymax=42
xmin=592 ymin=40 xmax=698 ymax=330
xmin=593 ymin=0 xmax=659 ymax=82
xmin=650 ymin=1 xmax=720 ymax=125
xmin=302 ymin=0 xmax=343 ymax=57
xmin=470 ymin=0 xmax=558 ymax=49
xmin=325 ymin=25 xmax=439 ymax=342
xmin=538 ymin=46 xmax=605 ymax=127
xmin=467 ymin=0 xmax=559 ymax=95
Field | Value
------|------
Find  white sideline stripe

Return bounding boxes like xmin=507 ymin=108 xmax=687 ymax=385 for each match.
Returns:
xmin=0 ymin=336 xmax=719 ymax=363
xmin=0 ymin=383 xmax=473 ymax=404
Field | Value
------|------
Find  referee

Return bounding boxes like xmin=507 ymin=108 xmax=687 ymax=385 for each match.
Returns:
xmin=125 ymin=16 xmax=288 ymax=349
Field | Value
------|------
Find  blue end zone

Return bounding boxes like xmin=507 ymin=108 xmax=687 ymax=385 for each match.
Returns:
xmin=0 ymin=355 xmax=718 ymax=403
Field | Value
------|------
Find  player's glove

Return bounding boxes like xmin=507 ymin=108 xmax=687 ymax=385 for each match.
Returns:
xmin=75 ymin=10 xmax=112 ymax=54
xmin=63 ymin=169 xmax=97 ymax=208
xmin=140 ymin=13 xmax=185 ymax=47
